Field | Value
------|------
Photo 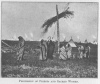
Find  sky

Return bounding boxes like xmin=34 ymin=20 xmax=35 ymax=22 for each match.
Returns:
xmin=1 ymin=2 xmax=98 ymax=42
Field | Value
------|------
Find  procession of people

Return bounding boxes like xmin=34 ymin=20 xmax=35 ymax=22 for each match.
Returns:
xmin=15 ymin=35 xmax=91 ymax=61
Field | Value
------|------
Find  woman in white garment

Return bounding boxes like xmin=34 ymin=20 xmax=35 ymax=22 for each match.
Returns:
xmin=66 ymin=44 xmax=72 ymax=59
xmin=78 ymin=45 xmax=84 ymax=59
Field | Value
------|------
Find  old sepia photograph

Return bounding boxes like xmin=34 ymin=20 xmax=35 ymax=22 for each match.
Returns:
xmin=1 ymin=2 xmax=98 ymax=78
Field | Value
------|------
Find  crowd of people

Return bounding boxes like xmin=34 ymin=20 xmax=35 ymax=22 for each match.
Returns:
xmin=16 ymin=36 xmax=91 ymax=61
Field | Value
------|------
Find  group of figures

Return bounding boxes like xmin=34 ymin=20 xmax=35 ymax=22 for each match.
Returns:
xmin=59 ymin=43 xmax=90 ymax=60
xmin=78 ymin=43 xmax=91 ymax=59
xmin=16 ymin=36 xmax=90 ymax=61
xmin=59 ymin=43 xmax=72 ymax=60
xmin=39 ymin=37 xmax=55 ymax=61
xmin=16 ymin=36 xmax=55 ymax=61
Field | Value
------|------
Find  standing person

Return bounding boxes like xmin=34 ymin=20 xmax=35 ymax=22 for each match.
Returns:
xmin=78 ymin=45 xmax=84 ymax=59
xmin=39 ymin=39 xmax=47 ymax=61
xmin=66 ymin=44 xmax=72 ymax=59
xmin=47 ymin=36 xmax=55 ymax=60
xmin=17 ymin=36 xmax=25 ymax=61
xmin=84 ymin=43 xmax=90 ymax=59
xmin=59 ymin=44 xmax=67 ymax=60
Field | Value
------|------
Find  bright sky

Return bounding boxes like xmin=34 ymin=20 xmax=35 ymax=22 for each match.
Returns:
xmin=1 ymin=2 xmax=98 ymax=42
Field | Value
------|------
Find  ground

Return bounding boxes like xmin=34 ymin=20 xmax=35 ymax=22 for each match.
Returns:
xmin=1 ymin=40 xmax=98 ymax=78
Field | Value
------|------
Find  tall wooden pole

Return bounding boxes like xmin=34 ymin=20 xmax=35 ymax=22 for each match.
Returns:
xmin=56 ymin=5 xmax=60 ymax=54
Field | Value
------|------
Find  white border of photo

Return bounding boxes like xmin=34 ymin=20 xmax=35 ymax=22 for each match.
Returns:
xmin=0 ymin=0 xmax=99 ymax=84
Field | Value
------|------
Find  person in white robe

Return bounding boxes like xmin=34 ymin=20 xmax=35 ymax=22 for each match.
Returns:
xmin=78 ymin=45 xmax=84 ymax=59
xmin=66 ymin=44 xmax=72 ymax=59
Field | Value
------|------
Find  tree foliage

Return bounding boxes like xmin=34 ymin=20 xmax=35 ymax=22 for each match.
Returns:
xmin=41 ymin=7 xmax=74 ymax=33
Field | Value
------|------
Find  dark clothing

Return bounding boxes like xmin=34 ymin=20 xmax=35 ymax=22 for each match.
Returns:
xmin=47 ymin=40 xmax=55 ymax=60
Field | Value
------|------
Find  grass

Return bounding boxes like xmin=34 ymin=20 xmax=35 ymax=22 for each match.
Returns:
xmin=1 ymin=40 xmax=98 ymax=78
xmin=1 ymin=52 xmax=97 ymax=78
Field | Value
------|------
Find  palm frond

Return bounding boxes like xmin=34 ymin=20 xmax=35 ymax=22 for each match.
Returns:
xmin=41 ymin=8 xmax=74 ymax=33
